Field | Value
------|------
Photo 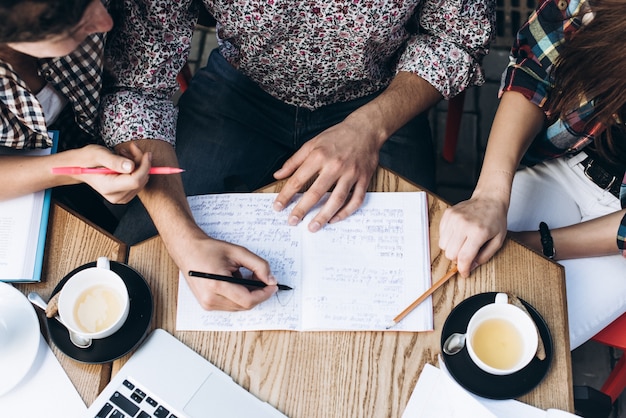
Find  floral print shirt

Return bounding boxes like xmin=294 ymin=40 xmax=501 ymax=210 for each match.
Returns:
xmin=1 ymin=0 xmax=495 ymax=150
xmin=207 ymin=0 xmax=496 ymax=109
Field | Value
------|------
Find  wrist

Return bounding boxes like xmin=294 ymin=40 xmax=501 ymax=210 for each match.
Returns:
xmin=473 ymin=170 xmax=514 ymax=200
xmin=343 ymin=108 xmax=388 ymax=147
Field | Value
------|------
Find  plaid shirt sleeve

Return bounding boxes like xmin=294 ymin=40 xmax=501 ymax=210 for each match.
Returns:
xmin=499 ymin=0 xmax=585 ymax=107
xmin=99 ymin=1 xmax=197 ymax=147
xmin=499 ymin=0 xmax=608 ymax=166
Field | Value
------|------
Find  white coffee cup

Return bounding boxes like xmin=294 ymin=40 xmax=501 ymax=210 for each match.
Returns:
xmin=58 ymin=257 xmax=130 ymax=341
xmin=465 ymin=292 xmax=538 ymax=375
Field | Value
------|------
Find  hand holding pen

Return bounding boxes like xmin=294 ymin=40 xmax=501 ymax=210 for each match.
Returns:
xmin=49 ymin=143 xmax=158 ymax=204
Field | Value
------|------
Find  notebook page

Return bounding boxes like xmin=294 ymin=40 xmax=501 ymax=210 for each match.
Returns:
xmin=300 ymin=192 xmax=432 ymax=331
xmin=177 ymin=194 xmax=302 ymax=330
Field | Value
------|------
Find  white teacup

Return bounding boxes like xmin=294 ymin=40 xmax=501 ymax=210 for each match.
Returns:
xmin=465 ymin=292 xmax=538 ymax=375
xmin=58 ymin=257 xmax=130 ymax=342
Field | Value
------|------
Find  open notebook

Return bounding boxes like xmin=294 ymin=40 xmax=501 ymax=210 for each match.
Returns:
xmin=87 ymin=329 xmax=287 ymax=418
xmin=177 ymin=192 xmax=432 ymax=332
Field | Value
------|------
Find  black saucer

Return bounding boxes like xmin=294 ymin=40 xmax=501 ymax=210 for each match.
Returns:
xmin=440 ymin=292 xmax=553 ymax=400
xmin=47 ymin=261 xmax=153 ymax=364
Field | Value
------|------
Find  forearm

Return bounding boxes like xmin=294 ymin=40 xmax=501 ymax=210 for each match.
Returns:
xmin=0 ymin=154 xmax=79 ymax=200
xmin=344 ymin=71 xmax=442 ymax=147
xmin=511 ymin=210 xmax=626 ymax=260
xmin=472 ymin=91 xmax=545 ymax=201
xmin=114 ymin=139 xmax=201 ymax=259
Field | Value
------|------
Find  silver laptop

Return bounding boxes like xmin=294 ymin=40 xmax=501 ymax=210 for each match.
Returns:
xmin=86 ymin=328 xmax=287 ymax=418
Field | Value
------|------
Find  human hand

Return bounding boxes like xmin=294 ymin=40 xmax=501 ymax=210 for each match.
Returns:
xmin=70 ymin=142 xmax=151 ymax=204
xmin=272 ymin=119 xmax=380 ymax=232
xmin=177 ymin=234 xmax=278 ymax=311
xmin=438 ymin=196 xmax=509 ymax=278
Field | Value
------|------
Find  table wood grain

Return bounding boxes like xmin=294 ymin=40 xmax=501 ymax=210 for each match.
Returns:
xmin=14 ymin=203 xmax=127 ymax=405
xmin=123 ymin=167 xmax=573 ymax=417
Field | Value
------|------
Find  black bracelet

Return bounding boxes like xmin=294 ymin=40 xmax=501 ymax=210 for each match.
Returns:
xmin=539 ymin=222 xmax=555 ymax=259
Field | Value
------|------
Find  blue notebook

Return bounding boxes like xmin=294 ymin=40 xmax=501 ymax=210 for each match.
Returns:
xmin=0 ymin=131 xmax=58 ymax=282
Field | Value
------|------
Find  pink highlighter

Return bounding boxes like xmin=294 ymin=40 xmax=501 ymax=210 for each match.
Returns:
xmin=51 ymin=166 xmax=184 ymax=175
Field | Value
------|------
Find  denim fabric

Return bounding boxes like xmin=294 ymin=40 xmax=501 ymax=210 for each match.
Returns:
xmin=175 ymin=49 xmax=436 ymax=196
xmin=115 ymin=49 xmax=436 ymax=244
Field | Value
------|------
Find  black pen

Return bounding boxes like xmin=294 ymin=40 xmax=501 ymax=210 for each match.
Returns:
xmin=188 ymin=271 xmax=293 ymax=291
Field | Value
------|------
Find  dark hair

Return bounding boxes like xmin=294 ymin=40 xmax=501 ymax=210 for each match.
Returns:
xmin=0 ymin=0 xmax=94 ymax=43
xmin=548 ymin=0 xmax=626 ymax=165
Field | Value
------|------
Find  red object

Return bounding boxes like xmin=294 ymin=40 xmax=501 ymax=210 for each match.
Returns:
xmin=442 ymin=90 xmax=467 ymax=163
xmin=176 ymin=63 xmax=193 ymax=92
xmin=591 ymin=311 xmax=626 ymax=402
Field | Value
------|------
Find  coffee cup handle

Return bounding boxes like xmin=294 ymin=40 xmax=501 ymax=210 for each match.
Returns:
xmin=96 ymin=256 xmax=110 ymax=270
xmin=495 ymin=292 xmax=508 ymax=304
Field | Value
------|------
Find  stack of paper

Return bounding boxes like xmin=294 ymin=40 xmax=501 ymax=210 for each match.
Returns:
xmin=402 ymin=362 xmax=578 ymax=418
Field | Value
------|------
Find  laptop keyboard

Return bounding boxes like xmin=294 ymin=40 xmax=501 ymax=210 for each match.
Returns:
xmin=93 ymin=377 xmax=180 ymax=418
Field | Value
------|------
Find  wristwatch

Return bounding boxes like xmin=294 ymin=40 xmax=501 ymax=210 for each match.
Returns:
xmin=539 ymin=222 xmax=555 ymax=259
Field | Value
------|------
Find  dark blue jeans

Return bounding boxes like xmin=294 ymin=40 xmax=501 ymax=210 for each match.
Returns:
xmin=176 ymin=49 xmax=436 ymax=196
xmin=115 ymin=49 xmax=435 ymax=244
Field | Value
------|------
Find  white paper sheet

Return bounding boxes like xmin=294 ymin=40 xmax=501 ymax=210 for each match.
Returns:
xmin=0 ymin=334 xmax=87 ymax=417
xmin=402 ymin=363 xmax=497 ymax=418
xmin=401 ymin=360 xmax=578 ymax=418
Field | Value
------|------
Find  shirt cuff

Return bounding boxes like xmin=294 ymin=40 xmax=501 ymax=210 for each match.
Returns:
xmin=99 ymin=91 xmax=177 ymax=148
xmin=499 ymin=62 xmax=551 ymax=108
xmin=397 ymin=38 xmax=485 ymax=99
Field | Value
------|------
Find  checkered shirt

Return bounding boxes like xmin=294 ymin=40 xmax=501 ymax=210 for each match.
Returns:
xmin=0 ymin=33 xmax=104 ymax=150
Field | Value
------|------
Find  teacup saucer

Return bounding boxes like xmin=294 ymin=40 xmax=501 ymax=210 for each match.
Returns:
xmin=440 ymin=292 xmax=553 ymax=399
xmin=47 ymin=261 xmax=153 ymax=364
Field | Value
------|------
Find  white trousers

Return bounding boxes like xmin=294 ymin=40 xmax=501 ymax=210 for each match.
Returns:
xmin=508 ymin=152 xmax=626 ymax=350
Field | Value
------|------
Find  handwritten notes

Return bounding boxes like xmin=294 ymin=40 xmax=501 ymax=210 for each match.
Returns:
xmin=176 ymin=192 xmax=432 ymax=331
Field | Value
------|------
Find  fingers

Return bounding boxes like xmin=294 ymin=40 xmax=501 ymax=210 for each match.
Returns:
xmin=439 ymin=202 xmax=508 ymax=278
xmin=189 ymin=276 xmax=277 ymax=311
xmin=183 ymin=239 xmax=279 ymax=311
xmin=273 ymin=154 xmax=374 ymax=231
xmin=273 ymin=146 xmax=307 ymax=181
xmin=276 ymin=172 xmax=369 ymax=233
xmin=77 ymin=144 xmax=153 ymax=204
xmin=235 ymin=249 xmax=277 ymax=286
xmin=130 ymin=150 xmax=153 ymax=178
xmin=325 ymin=179 xmax=368 ymax=226
xmin=272 ymin=146 xmax=318 ymax=216
xmin=100 ymin=146 xmax=136 ymax=174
